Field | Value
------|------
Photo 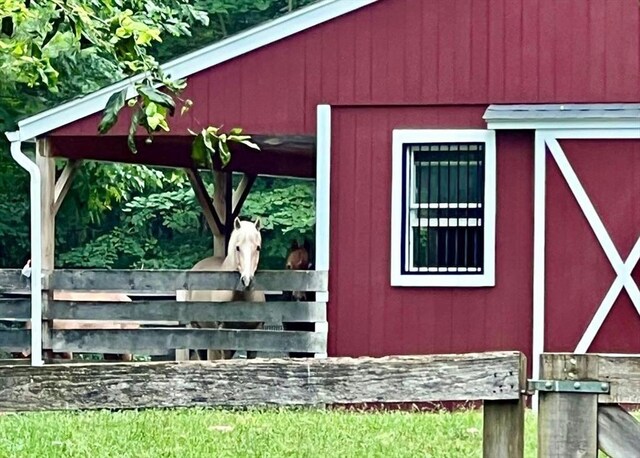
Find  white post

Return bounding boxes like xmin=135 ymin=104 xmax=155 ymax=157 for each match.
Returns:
xmin=314 ymin=104 xmax=331 ymax=358
xmin=532 ymin=130 xmax=547 ymax=412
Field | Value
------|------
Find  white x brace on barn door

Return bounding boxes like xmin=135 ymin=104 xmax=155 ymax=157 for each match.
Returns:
xmin=533 ymin=127 xmax=640 ymax=385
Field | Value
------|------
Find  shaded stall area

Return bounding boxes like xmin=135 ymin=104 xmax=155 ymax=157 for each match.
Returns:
xmin=0 ymin=130 xmax=326 ymax=363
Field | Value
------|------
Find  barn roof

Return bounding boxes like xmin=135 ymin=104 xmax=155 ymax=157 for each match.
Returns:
xmin=484 ymin=103 xmax=640 ymax=130
xmin=5 ymin=0 xmax=379 ymax=179
xmin=7 ymin=0 xmax=378 ymax=143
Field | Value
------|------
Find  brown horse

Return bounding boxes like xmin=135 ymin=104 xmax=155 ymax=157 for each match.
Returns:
xmin=283 ymin=238 xmax=315 ymax=357
xmin=184 ymin=217 xmax=265 ymax=360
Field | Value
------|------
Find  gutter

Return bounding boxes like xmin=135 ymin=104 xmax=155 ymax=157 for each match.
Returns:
xmin=5 ymin=131 xmax=44 ymax=366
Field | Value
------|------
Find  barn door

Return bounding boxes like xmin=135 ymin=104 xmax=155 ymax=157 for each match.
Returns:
xmin=533 ymin=129 xmax=640 ymax=380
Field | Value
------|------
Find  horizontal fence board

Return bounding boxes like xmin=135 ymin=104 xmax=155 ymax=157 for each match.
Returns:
xmin=47 ymin=300 xmax=326 ymax=323
xmin=0 ymin=298 xmax=30 ymax=319
xmin=50 ymin=328 xmax=327 ymax=355
xmin=0 ymin=330 xmax=30 ymax=352
xmin=0 ymin=270 xmax=28 ymax=293
xmin=0 ymin=351 xmax=525 ymax=411
xmin=541 ymin=353 xmax=640 ymax=404
xmin=51 ymin=270 xmax=327 ymax=293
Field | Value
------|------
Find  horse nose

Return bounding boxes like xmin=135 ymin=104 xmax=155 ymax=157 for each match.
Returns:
xmin=241 ymin=275 xmax=252 ymax=287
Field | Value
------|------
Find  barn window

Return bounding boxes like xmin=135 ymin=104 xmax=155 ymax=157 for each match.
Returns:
xmin=390 ymin=129 xmax=496 ymax=287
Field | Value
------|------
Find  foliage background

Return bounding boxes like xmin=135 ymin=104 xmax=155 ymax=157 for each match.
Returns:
xmin=0 ymin=0 xmax=319 ymax=270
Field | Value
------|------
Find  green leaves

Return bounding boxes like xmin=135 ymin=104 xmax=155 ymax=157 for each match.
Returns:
xmin=98 ymin=87 xmax=127 ymax=133
xmin=190 ymin=126 xmax=261 ymax=169
xmin=138 ymin=85 xmax=176 ymax=116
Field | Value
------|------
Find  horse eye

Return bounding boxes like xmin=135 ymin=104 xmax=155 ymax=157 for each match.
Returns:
xmin=235 ymin=246 xmax=240 ymax=252
xmin=256 ymin=246 xmax=261 ymax=251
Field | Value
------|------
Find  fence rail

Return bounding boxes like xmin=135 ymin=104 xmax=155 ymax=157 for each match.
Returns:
xmin=0 ymin=269 xmax=328 ymax=358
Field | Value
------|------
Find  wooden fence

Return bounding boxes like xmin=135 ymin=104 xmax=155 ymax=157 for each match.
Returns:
xmin=0 ymin=268 xmax=328 ymax=359
xmin=535 ymin=352 xmax=640 ymax=458
xmin=0 ymin=351 xmax=527 ymax=458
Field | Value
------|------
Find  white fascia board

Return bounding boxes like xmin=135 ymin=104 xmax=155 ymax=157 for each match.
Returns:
xmin=15 ymin=0 xmax=379 ymax=142
xmin=486 ymin=119 xmax=640 ymax=131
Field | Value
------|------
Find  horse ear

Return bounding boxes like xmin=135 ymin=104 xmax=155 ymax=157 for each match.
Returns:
xmin=303 ymin=239 xmax=312 ymax=251
xmin=234 ymin=217 xmax=242 ymax=230
xmin=254 ymin=217 xmax=261 ymax=230
xmin=291 ymin=239 xmax=299 ymax=249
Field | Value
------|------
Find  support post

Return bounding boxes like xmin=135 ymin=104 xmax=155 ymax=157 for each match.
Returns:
xmin=224 ymin=171 xmax=233 ymax=254
xmin=537 ymin=354 xmax=598 ymax=458
xmin=53 ymin=159 xmax=82 ymax=215
xmin=36 ymin=139 xmax=55 ymax=360
xmin=231 ymin=174 xmax=256 ymax=220
xmin=212 ymin=171 xmax=227 ymax=257
xmin=482 ymin=353 xmax=525 ymax=458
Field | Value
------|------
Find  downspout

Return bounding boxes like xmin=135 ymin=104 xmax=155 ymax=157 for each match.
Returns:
xmin=5 ymin=131 xmax=43 ymax=366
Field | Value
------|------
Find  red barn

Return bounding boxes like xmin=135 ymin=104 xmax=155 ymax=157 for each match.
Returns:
xmin=6 ymin=0 xmax=640 ymax=384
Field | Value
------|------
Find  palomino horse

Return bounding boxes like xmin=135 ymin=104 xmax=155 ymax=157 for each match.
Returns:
xmin=186 ymin=217 xmax=265 ymax=360
xmin=283 ymin=238 xmax=315 ymax=358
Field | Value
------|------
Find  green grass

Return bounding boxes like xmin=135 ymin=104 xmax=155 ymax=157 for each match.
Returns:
xmin=0 ymin=407 xmax=540 ymax=458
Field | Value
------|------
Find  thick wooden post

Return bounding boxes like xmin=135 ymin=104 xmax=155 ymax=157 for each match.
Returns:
xmin=537 ymin=354 xmax=599 ymax=458
xmin=36 ymin=139 xmax=56 ymax=359
xmin=482 ymin=353 xmax=525 ymax=458
xmin=212 ymin=170 xmax=227 ymax=256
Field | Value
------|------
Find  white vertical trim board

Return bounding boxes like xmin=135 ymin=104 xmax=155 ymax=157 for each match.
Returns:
xmin=531 ymin=131 xmax=547 ymax=411
xmin=315 ymin=104 xmax=331 ymax=304
xmin=390 ymin=129 xmax=496 ymax=287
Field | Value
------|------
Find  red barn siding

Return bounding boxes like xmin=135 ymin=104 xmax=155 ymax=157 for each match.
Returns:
xmin=328 ymin=106 xmax=534 ymax=359
xmin=545 ymin=140 xmax=640 ymax=354
xmin=52 ymin=0 xmax=640 ymax=137
xmin=44 ymin=0 xmax=640 ymax=365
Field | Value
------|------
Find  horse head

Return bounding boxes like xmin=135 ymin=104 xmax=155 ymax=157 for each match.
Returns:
xmin=229 ymin=217 xmax=262 ymax=287
xmin=285 ymin=238 xmax=313 ymax=301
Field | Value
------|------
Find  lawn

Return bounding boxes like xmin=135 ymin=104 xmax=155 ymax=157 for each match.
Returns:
xmin=0 ymin=407 xmax=540 ymax=458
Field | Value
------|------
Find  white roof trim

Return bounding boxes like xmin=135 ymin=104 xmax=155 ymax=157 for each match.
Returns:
xmin=9 ymin=0 xmax=379 ymax=142
xmin=484 ymin=103 xmax=640 ymax=130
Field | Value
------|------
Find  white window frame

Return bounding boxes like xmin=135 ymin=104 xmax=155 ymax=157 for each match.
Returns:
xmin=390 ymin=129 xmax=497 ymax=287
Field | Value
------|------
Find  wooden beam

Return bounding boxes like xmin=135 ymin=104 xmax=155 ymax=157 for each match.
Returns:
xmin=0 ymin=298 xmax=30 ymax=319
xmin=212 ymin=171 xmax=227 ymax=256
xmin=50 ymin=328 xmax=328 ymax=355
xmin=597 ymin=404 xmax=640 ymax=457
xmin=49 ymin=269 xmax=328 ymax=293
xmin=46 ymin=300 xmax=326 ymax=323
xmin=232 ymin=174 xmax=256 ymax=220
xmin=0 ymin=352 xmax=525 ymax=412
xmin=37 ymin=139 xmax=55 ymax=355
xmin=537 ymin=353 xmax=599 ymax=458
xmin=0 ymin=330 xmax=30 ymax=353
xmin=53 ymin=160 xmax=82 ymax=215
xmin=540 ymin=353 xmax=640 ymax=404
xmin=538 ymin=392 xmax=597 ymax=457
xmin=0 ymin=269 xmax=29 ymax=293
xmin=482 ymin=353 xmax=526 ymax=458
xmin=185 ymin=168 xmax=224 ymax=235
xmin=224 ymin=171 xmax=233 ymax=253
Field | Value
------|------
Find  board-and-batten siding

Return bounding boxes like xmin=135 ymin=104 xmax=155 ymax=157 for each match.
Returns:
xmin=329 ymin=106 xmax=534 ymax=359
xmin=51 ymin=0 xmax=640 ymax=137
xmin=45 ymin=0 xmax=640 ymax=364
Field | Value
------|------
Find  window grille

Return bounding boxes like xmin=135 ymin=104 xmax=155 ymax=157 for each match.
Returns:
xmin=402 ymin=143 xmax=486 ymax=274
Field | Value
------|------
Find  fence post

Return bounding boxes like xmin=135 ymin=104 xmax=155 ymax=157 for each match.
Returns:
xmin=482 ymin=353 xmax=525 ymax=458
xmin=536 ymin=354 xmax=599 ymax=458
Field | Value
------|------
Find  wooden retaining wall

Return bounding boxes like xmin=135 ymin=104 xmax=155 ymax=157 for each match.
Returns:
xmin=0 ymin=269 xmax=328 ymax=358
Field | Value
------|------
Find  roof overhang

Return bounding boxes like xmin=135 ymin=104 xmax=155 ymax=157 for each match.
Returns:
xmin=6 ymin=0 xmax=378 ymax=143
xmin=484 ymin=103 xmax=640 ymax=130
xmin=47 ymin=134 xmax=317 ymax=179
